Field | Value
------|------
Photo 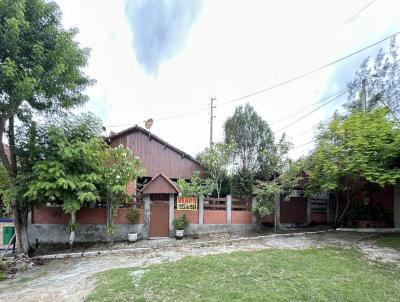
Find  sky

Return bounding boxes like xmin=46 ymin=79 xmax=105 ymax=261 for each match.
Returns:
xmin=56 ymin=0 xmax=400 ymax=159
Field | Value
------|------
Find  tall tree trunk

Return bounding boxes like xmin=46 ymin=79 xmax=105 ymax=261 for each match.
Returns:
xmin=334 ymin=192 xmax=340 ymax=226
xmin=1 ymin=116 xmax=30 ymax=253
xmin=336 ymin=190 xmax=352 ymax=225
xmin=69 ymin=212 xmax=76 ymax=248
xmin=12 ymin=202 xmax=30 ymax=253
xmin=217 ymin=180 xmax=221 ymax=200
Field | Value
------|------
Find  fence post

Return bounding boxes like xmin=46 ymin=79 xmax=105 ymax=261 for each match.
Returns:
xmin=169 ymin=193 xmax=175 ymax=237
xmin=251 ymin=196 xmax=257 ymax=224
xmin=199 ymin=196 xmax=204 ymax=225
xmin=227 ymin=195 xmax=232 ymax=224
xmin=142 ymin=194 xmax=151 ymax=240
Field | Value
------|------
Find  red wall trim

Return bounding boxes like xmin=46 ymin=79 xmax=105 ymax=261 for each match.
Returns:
xmin=32 ymin=207 xmax=144 ymax=225
xmin=204 ymin=210 xmax=227 ymax=224
xmin=174 ymin=210 xmax=199 ymax=224
xmin=232 ymin=211 xmax=252 ymax=224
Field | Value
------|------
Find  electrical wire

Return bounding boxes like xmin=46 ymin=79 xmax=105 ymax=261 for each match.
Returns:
xmin=105 ymin=30 xmax=400 ymax=128
xmin=275 ymin=89 xmax=349 ymax=133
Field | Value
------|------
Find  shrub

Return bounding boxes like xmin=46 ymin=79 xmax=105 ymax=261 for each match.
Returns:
xmin=173 ymin=214 xmax=189 ymax=230
xmin=126 ymin=208 xmax=140 ymax=224
xmin=0 ymin=259 xmax=5 ymax=271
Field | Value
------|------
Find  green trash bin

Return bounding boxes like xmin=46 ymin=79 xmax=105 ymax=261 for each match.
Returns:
xmin=3 ymin=225 xmax=15 ymax=245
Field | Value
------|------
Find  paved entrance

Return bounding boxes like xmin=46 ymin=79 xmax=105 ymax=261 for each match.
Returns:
xmin=150 ymin=201 xmax=169 ymax=237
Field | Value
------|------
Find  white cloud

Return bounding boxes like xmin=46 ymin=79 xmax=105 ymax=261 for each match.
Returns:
xmin=56 ymin=0 xmax=400 ymax=159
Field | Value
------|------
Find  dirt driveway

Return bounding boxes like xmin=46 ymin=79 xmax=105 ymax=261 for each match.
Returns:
xmin=0 ymin=231 xmax=399 ymax=302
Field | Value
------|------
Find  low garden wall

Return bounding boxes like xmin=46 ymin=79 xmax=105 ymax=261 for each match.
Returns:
xmin=232 ymin=211 xmax=253 ymax=224
xmin=29 ymin=207 xmax=145 ymax=243
xmin=204 ymin=210 xmax=227 ymax=224
xmin=175 ymin=210 xmax=199 ymax=224
xmin=32 ymin=207 xmax=144 ymax=225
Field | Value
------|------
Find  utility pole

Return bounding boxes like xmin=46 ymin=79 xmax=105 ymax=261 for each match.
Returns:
xmin=361 ymin=78 xmax=367 ymax=112
xmin=209 ymin=97 xmax=216 ymax=147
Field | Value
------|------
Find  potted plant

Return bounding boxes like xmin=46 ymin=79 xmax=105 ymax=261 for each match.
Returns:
xmin=173 ymin=214 xmax=189 ymax=239
xmin=126 ymin=208 xmax=140 ymax=242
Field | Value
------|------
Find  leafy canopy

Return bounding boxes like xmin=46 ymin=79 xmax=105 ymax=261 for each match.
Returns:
xmin=197 ymin=143 xmax=235 ymax=198
xmin=224 ymin=103 xmax=275 ymax=173
xmin=346 ymin=37 xmax=400 ymax=117
xmin=0 ymin=0 xmax=93 ymax=118
xmin=23 ymin=114 xmax=105 ymax=214
xmin=103 ymin=145 xmax=143 ymax=202
xmin=176 ymin=171 xmax=214 ymax=197
xmin=307 ymin=108 xmax=400 ymax=194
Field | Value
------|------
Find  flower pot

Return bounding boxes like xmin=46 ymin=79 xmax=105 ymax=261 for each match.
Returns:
xmin=175 ymin=229 xmax=184 ymax=239
xmin=128 ymin=233 xmax=138 ymax=242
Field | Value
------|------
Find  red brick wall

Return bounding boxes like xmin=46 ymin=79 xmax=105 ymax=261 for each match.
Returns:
xmin=311 ymin=213 xmax=327 ymax=224
xmin=174 ymin=210 xmax=199 ymax=224
xmin=204 ymin=210 xmax=226 ymax=224
xmin=32 ymin=207 xmax=68 ymax=224
xmin=76 ymin=208 xmax=106 ymax=224
xmin=280 ymin=197 xmax=308 ymax=224
xmin=32 ymin=207 xmax=144 ymax=225
xmin=115 ymin=208 xmax=144 ymax=224
xmin=232 ymin=211 xmax=252 ymax=224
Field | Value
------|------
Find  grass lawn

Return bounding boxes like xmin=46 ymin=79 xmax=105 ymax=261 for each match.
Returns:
xmin=85 ymin=247 xmax=400 ymax=302
xmin=375 ymin=234 xmax=400 ymax=250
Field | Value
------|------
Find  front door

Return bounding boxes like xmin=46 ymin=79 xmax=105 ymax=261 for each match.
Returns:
xmin=150 ymin=200 xmax=169 ymax=237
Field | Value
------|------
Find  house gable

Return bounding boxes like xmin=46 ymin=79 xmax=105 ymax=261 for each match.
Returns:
xmin=109 ymin=126 xmax=203 ymax=179
xmin=141 ymin=173 xmax=179 ymax=194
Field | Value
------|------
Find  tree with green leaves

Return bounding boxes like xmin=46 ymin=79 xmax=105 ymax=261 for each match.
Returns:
xmin=102 ymin=145 xmax=143 ymax=245
xmin=24 ymin=114 xmax=105 ymax=247
xmin=197 ymin=143 xmax=235 ymax=199
xmin=176 ymin=171 xmax=214 ymax=197
xmin=346 ymin=37 xmax=400 ymax=118
xmin=224 ymin=103 xmax=275 ymax=173
xmin=231 ymin=167 xmax=254 ymax=200
xmin=253 ymin=156 xmax=302 ymax=230
xmin=0 ymin=0 xmax=92 ymax=252
xmin=306 ymin=108 xmax=400 ymax=225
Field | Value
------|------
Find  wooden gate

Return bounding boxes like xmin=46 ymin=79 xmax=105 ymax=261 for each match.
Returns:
xmin=150 ymin=200 xmax=169 ymax=237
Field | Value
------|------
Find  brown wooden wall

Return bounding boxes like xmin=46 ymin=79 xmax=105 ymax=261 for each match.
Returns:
xmin=110 ymin=130 xmax=202 ymax=179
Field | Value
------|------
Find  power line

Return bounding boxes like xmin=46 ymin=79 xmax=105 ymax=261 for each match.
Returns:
xmin=275 ymin=89 xmax=349 ymax=133
xmin=292 ymin=140 xmax=315 ymax=150
xmin=106 ymin=30 xmax=400 ymax=129
xmin=344 ymin=0 xmax=376 ymax=25
xmin=217 ymin=30 xmax=400 ymax=107
xmin=269 ymin=88 xmax=348 ymax=126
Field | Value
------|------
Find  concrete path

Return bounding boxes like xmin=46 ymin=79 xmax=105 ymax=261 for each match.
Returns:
xmin=0 ymin=231 xmax=399 ymax=302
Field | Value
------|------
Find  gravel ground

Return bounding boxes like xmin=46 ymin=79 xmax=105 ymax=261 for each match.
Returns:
xmin=0 ymin=230 xmax=399 ymax=302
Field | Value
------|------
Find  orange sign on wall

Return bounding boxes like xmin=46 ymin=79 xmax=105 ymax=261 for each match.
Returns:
xmin=177 ymin=196 xmax=198 ymax=210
